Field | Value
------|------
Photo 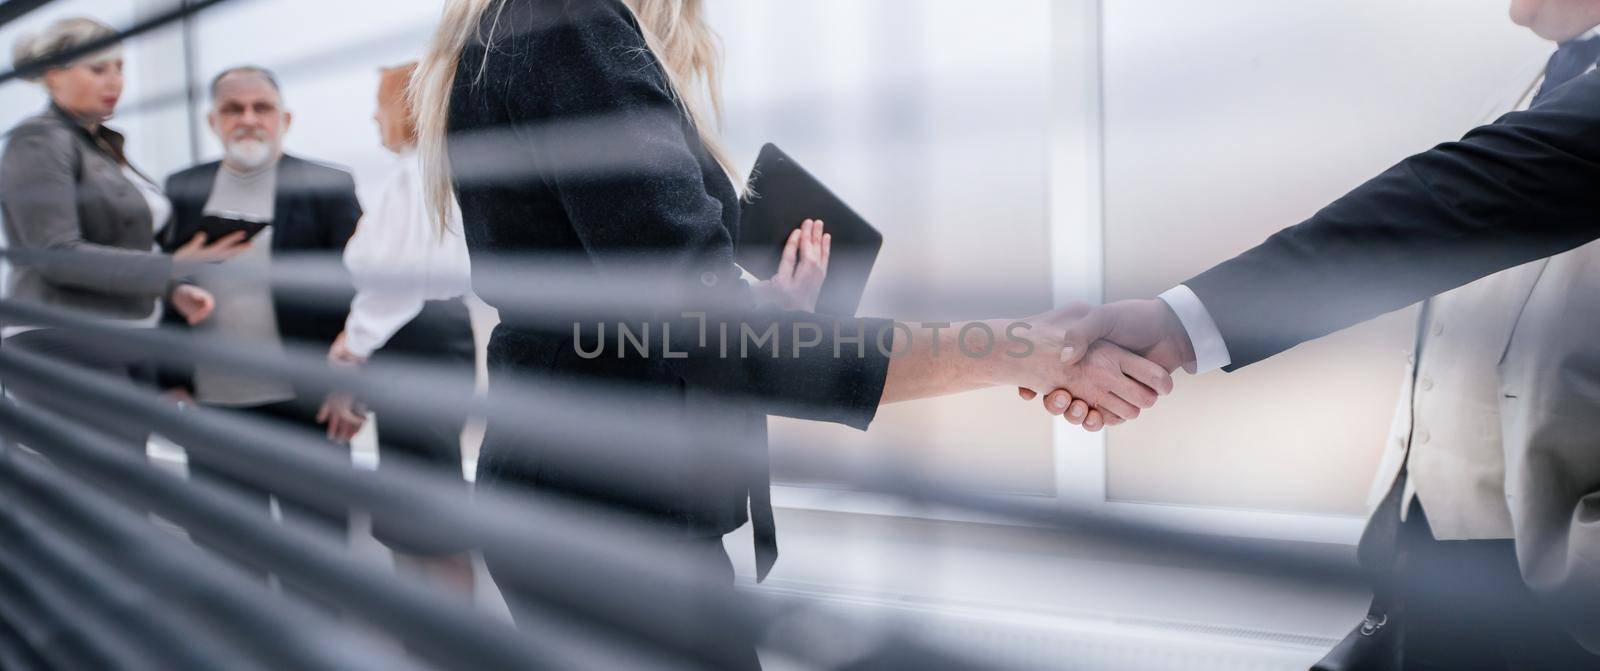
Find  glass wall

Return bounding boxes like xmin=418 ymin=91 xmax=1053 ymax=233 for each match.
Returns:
xmin=1100 ymin=0 xmax=1549 ymax=515
xmin=712 ymin=0 xmax=1060 ymax=496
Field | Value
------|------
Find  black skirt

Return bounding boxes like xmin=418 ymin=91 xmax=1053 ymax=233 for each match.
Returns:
xmin=366 ymin=298 xmax=477 ymax=555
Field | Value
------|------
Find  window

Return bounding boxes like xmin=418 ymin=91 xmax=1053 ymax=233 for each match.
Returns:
xmin=713 ymin=0 xmax=1062 ymax=499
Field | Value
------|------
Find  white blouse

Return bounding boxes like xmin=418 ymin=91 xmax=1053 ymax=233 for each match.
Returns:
xmin=341 ymin=151 xmax=473 ymax=358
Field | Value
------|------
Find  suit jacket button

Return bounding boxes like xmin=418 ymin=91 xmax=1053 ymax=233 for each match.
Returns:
xmin=1419 ymin=377 xmax=1434 ymax=391
xmin=700 ymin=272 xmax=718 ymax=287
xmin=1431 ymin=322 xmax=1444 ymax=336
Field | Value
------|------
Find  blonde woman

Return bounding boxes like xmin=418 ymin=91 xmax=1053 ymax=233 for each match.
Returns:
xmin=1 ymin=17 xmax=246 ymax=450
xmin=413 ymin=1 xmax=1164 ymax=665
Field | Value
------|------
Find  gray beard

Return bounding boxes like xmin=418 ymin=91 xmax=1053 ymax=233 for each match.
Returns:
xmin=224 ymin=141 xmax=277 ymax=171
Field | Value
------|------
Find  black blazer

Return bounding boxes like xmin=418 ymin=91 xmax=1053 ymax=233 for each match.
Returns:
xmin=1186 ymin=70 xmax=1600 ymax=371
xmin=158 ymin=154 xmax=362 ymax=390
xmin=450 ymin=0 xmax=894 ymax=545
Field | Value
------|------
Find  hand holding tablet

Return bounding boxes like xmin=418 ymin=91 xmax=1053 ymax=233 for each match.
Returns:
xmin=737 ymin=144 xmax=883 ymax=317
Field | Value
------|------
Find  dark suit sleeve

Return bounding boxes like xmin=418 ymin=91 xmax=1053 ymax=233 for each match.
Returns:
xmin=155 ymin=171 xmax=197 ymax=393
xmin=158 ymin=172 xmax=191 ymax=253
xmin=498 ymin=3 xmax=891 ymax=429
xmin=1186 ymin=71 xmax=1600 ymax=371
xmin=285 ymin=166 xmax=361 ymax=348
xmin=320 ymin=170 xmax=361 ymax=248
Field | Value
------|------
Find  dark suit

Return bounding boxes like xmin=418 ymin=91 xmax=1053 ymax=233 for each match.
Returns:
xmin=1182 ymin=71 xmax=1600 ymax=669
xmin=160 ymin=154 xmax=361 ymax=357
xmin=157 ymin=154 xmax=361 ymax=603
xmin=1185 ymin=71 xmax=1600 ymax=370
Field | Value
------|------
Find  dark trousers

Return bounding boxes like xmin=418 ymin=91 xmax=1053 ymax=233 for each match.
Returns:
xmin=186 ymin=398 xmax=349 ymax=606
xmin=485 ymin=532 xmax=761 ymax=670
xmin=1398 ymin=500 xmax=1599 ymax=670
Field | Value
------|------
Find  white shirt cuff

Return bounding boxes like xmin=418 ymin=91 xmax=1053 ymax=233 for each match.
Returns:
xmin=1158 ymin=285 xmax=1231 ymax=374
xmin=341 ymin=290 xmax=426 ymax=360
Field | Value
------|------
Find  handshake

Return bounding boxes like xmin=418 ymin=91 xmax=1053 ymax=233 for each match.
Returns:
xmin=765 ymin=219 xmax=1198 ymax=430
xmin=1004 ymin=299 xmax=1196 ymax=432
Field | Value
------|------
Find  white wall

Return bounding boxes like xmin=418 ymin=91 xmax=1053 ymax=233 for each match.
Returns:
xmin=1099 ymin=0 xmax=1549 ymax=515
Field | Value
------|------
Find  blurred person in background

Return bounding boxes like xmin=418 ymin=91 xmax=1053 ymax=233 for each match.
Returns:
xmin=324 ymin=62 xmax=477 ymax=596
xmin=158 ymin=65 xmax=363 ymax=595
xmin=414 ymin=0 xmax=1170 ymax=667
xmin=0 ymin=16 xmax=244 ymax=454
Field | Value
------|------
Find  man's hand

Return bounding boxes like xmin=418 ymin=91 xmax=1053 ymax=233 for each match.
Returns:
xmin=1016 ymin=300 xmax=1191 ymax=430
xmin=172 ymin=230 xmax=252 ymax=265
xmin=170 ymin=285 xmax=217 ymax=326
xmin=1014 ymin=340 xmax=1172 ymax=424
xmin=1059 ymin=299 xmax=1196 ymax=373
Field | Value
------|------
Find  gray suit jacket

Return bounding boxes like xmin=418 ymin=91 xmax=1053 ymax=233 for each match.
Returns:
xmin=0 ymin=105 xmax=172 ymax=324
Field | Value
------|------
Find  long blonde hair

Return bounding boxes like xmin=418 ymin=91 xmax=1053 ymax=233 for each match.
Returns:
xmin=413 ymin=0 xmax=736 ymax=232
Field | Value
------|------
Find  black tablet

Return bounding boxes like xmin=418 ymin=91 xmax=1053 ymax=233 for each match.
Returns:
xmin=198 ymin=214 xmax=270 ymax=243
xmin=737 ymin=144 xmax=883 ymax=317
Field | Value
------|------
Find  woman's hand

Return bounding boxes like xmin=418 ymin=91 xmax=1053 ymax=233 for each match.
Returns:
xmin=327 ymin=331 xmax=367 ymax=368
xmin=161 ymin=388 xmax=196 ymax=408
xmin=1018 ymin=387 xmax=1108 ymax=432
xmin=316 ymin=391 xmax=367 ymax=444
xmin=318 ymin=332 xmax=368 ymax=443
xmin=750 ymin=219 xmax=830 ymax=312
xmin=1018 ymin=387 xmax=1109 ymax=432
xmin=1008 ymin=340 xmax=1169 ymax=427
xmin=1004 ymin=305 xmax=1174 ymax=430
xmin=173 ymin=230 xmax=252 ymax=265
xmin=170 ymin=284 xmax=217 ymax=326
